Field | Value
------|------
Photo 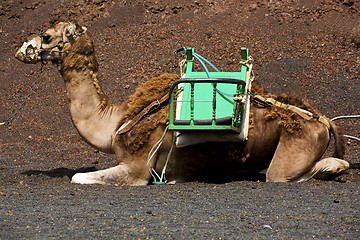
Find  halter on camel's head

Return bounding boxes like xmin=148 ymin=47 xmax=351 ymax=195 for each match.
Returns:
xmin=15 ymin=22 xmax=87 ymax=66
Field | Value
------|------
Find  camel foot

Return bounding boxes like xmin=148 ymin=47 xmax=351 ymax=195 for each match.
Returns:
xmin=71 ymin=171 xmax=108 ymax=185
xmin=313 ymin=157 xmax=350 ymax=180
xmin=276 ymin=158 xmax=350 ymax=182
xmin=71 ymin=165 xmax=148 ymax=186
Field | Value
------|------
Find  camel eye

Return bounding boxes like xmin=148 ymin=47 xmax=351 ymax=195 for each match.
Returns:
xmin=42 ymin=34 xmax=51 ymax=43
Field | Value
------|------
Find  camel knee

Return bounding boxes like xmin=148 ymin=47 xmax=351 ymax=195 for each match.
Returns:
xmin=313 ymin=158 xmax=350 ymax=180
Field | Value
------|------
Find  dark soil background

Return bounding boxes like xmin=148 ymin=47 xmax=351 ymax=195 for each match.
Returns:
xmin=0 ymin=0 xmax=359 ymax=239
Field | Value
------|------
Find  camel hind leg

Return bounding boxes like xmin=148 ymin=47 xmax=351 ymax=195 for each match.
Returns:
xmin=266 ymin=126 xmax=350 ymax=182
xmin=266 ymin=125 xmax=333 ymax=182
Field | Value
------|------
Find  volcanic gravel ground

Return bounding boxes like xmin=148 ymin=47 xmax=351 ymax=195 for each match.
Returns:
xmin=0 ymin=0 xmax=359 ymax=239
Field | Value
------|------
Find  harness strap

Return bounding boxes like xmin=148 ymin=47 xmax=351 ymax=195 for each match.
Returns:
xmin=252 ymin=94 xmax=330 ymax=129
xmin=39 ymin=23 xmax=87 ymax=63
xmin=111 ymin=93 xmax=169 ymax=148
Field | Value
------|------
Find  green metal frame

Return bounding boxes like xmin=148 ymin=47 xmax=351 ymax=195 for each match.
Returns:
xmin=168 ymin=47 xmax=250 ymax=132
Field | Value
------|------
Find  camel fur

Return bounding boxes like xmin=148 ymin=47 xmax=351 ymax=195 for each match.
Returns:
xmin=15 ymin=22 xmax=349 ymax=185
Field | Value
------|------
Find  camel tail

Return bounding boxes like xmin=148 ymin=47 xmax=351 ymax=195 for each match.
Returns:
xmin=329 ymin=120 xmax=346 ymax=159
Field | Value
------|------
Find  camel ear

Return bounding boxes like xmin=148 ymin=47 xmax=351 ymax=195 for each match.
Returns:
xmin=65 ymin=23 xmax=76 ymax=37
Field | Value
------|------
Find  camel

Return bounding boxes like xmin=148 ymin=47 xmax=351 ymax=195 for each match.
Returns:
xmin=15 ymin=22 xmax=349 ymax=185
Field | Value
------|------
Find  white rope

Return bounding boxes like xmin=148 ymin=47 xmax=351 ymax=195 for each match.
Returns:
xmin=147 ymin=140 xmax=163 ymax=180
xmin=147 ymin=125 xmax=169 ymax=182
xmin=331 ymin=115 xmax=360 ymax=121
xmin=331 ymin=115 xmax=360 ymax=142
xmin=344 ymin=135 xmax=360 ymax=142
xmin=159 ymin=134 xmax=175 ymax=182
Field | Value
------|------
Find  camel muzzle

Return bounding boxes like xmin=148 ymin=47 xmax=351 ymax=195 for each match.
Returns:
xmin=15 ymin=40 xmax=41 ymax=64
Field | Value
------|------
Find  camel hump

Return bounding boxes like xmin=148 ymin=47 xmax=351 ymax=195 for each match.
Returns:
xmin=125 ymin=73 xmax=180 ymax=120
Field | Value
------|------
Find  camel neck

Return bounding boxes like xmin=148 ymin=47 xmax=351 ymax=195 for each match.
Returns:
xmin=60 ymin=35 xmax=124 ymax=153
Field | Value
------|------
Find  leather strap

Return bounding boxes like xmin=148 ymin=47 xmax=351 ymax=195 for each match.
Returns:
xmin=253 ymin=95 xmax=330 ymax=129
xmin=116 ymin=93 xmax=169 ymax=136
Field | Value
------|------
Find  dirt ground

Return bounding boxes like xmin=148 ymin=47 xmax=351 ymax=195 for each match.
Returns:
xmin=0 ymin=0 xmax=359 ymax=239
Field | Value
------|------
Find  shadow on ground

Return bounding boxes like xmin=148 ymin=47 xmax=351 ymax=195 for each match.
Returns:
xmin=21 ymin=167 xmax=98 ymax=180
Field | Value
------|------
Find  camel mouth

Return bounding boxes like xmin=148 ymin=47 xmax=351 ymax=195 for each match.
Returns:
xmin=15 ymin=40 xmax=41 ymax=64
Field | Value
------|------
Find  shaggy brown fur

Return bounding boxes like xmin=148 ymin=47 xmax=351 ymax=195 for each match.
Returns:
xmin=121 ymin=74 xmax=179 ymax=153
xmin=61 ymin=33 xmax=108 ymax=108
xmin=121 ymin=106 xmax=169 ymax=153
xmin=250 ymin=82 xmax=321 ymax=133
xmin=265 ymin=93 xmax=322 ymax=133
xmin=264 ymin=105 xmax=303 ymax=133
xmin=250 ymin=81 xmax=265 ymax=96
xmin=250 ymin=82 xmax=318 ymax=113
xmin=125 ymin=74 xmax=180 ymax=119
xmin=61 ymin=34 xmax=99 ymax=73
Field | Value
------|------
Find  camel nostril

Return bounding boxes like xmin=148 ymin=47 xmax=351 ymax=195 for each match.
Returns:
xmin=26 ymin=46 xmax=34 ymax=55
xmin=42 ymin=34 xmax=51 ymax=43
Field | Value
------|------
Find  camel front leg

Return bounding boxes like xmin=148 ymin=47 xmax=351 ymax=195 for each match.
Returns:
xmin=71 ymin=164 xmax=149 ymax=186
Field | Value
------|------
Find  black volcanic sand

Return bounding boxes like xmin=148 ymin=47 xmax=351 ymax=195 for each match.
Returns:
xmin=0 ymin=0 xmax=359 ymax=239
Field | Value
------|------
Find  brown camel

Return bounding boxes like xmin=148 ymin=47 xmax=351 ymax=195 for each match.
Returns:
xmin=15 ymin=22 xmax=349 ymax=185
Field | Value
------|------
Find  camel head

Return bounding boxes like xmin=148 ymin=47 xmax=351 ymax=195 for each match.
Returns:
xmin=15 ymin=22 xmax=87 ymax=64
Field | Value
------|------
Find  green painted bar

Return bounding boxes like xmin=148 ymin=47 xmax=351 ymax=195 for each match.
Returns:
xmin=168 ymin=47 xmax=249 ymax=132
